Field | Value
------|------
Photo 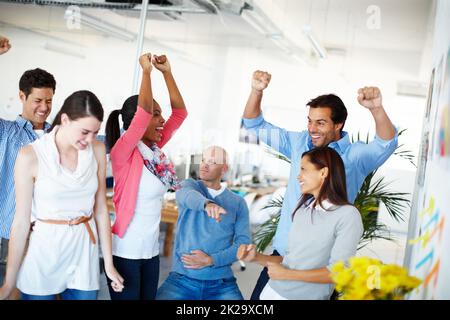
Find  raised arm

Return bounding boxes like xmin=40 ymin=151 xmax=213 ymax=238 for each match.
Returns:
xmin=357 ymin=86 xmax=396 ymax=140
xmin=110 ymin=53 xmax=154 ymax=164
xmin=0 ymin=146 xmax=35 ymax=299
xmin=152 ymin=54 xmax=186 ymax=110
xmin=152 ymin=54 xmax=188 ymax=148
xmin=243 ymin=70 xmax=271 ymax=119
xmin=138 ymin=53 xmax=154 ymax=114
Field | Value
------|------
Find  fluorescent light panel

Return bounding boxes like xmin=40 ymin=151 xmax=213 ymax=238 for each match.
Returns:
xmin=65 ymin=9 xmax=136 ymax=42
xmin=303 ymin=26 xmax=327 ymax=59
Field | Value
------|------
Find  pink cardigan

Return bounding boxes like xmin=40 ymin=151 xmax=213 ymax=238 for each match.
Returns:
xmin=110 ymin=106 xmax=187 ymax=238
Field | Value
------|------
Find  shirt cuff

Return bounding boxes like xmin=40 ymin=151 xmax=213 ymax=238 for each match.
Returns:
xmin=242 ymin=114 xmax=264 ymax=129
xmin=374 ymin=126 xmax=399 ymax=143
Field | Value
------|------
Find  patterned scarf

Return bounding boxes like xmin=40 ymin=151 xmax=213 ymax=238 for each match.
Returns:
xmin=137 ymin=141 xmax=181 ymax=190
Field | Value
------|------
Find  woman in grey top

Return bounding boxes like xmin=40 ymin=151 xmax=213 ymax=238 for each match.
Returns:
xmin=238 ymin=147 xmax=363 ymax=300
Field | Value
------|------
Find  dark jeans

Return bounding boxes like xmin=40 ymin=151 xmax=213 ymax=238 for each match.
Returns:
xmin=107 ymin=255 xmax=160 ymax=300
xmin=250 ymin=249 xmax=280 ymax=300
xmin=0 ymin=238 xmax=8 ymax=285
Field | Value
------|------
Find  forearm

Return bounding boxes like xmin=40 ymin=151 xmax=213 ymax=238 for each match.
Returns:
xmin=138 ymin=70 xmax=153 ymax=114
xmin=254 ymin=252 xmax=283 ymax=267
xmin=3 ymin=220 xmax=31 ymax=288
xmin=95 ymin=209 xmax=114 ymax=269
xmin=163 ymin=71 xmax=186 ymax=110
xmin=243 ymin=89 xmax=263 ymax=119
xmin=176 ymin=186 xmax=209 ymax=212
xmin=283 ymin=267 xmax=333 ymax=283
xmin=370 ymin=106 xmax=395 ymax=140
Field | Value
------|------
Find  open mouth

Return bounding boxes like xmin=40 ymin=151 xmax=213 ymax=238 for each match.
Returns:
xmin=155 ymin=126 xmax=164 ymax=138
xmin=36 ymin=111 xmax=47 ymax=117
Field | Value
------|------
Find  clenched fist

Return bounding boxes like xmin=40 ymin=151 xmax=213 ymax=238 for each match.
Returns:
xmin=0 ymin=36 xmax=11 ymax=55
xmin=139 ymin=53 xmax=152 ymax=73
xmin=152 ymin=54 xmax=171 ymax=74
xmin=357 ymin=86 xmax=382 ymax=110
xmin=252 ymin=70 xmax=271 ymax=92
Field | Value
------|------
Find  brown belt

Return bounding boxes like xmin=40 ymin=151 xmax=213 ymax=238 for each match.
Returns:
xmin=37 ymin=215 xmax=96 ymax=245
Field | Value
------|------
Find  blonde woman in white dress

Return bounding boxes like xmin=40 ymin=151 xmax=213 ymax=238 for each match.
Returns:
xmin=0 ymin=91 xmax=124 ymax=300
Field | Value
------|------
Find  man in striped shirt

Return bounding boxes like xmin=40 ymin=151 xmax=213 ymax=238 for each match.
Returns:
xmin=0 ymin=68 xmax=56 ymax=284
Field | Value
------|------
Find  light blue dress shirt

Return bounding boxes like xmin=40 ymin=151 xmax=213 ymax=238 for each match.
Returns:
xmin=0 ymin=116 xmax=51 ymax=239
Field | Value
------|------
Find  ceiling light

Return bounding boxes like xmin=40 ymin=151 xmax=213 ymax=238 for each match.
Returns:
xmin=303 ymin=26 xmax=327 ymax=59
xmin=64 ymin=9 xmax=136 ymax=42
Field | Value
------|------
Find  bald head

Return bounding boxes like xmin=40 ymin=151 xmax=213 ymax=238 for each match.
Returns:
xmin=200 ymin=145 xmax=229 ymax=183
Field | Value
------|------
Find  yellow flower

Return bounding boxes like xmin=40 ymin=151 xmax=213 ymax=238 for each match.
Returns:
xmin=330 ymin=257 xmax=422 ymax=300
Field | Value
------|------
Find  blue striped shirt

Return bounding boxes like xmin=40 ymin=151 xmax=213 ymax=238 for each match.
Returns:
xmin=0 ymin=116 xmax=51 ymax=239
xmin=243 ymin=113 xmax=398 ymax=255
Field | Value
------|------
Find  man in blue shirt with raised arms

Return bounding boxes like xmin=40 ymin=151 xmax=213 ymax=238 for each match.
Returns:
xmin=156 ymin=146 xmax=251 ymax=300
xmin=0 ymin=68 xmax=56 ymax=285
xmin=242 ymin=70 xmax=398 ymax=300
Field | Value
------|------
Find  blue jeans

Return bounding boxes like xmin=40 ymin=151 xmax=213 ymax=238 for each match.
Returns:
xmin=156 ymin=272 xmax=243 ymax=300
xmin=21 ymin=288 xmax=98 ymax=300
xmin=107 ymin=255 xmax=160 ymax=300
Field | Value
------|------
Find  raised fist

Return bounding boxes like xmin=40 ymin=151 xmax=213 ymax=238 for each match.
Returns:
xmin=252 ymin=70 xmax=271 ymax=92
xmin=152 ymin=54 xmax=171 ymax=74
xmin=0 ymin=36 xmax=11 ymax=55
xmin=357 ymin=86 xmax=383 ymax=110
xmin=139 ymin=53 xmax=152 ymax=72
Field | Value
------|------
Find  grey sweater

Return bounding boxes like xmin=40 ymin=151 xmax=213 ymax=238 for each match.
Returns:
xmin=269 ymin=202 xmax=363 ymax=300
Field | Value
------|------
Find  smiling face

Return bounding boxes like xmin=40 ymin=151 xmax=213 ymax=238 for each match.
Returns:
xmin=143 ymin=100 xmax=166 ymax=144
xmin=297 ymin=155 xmax=328 ymax=198
xmin=60 ymin=114 xmax=101 ymax=150
xmin=20 ymin=87 xmax=54 ymax=129
xmin=307 ymin=107 xmax=342 ymax=147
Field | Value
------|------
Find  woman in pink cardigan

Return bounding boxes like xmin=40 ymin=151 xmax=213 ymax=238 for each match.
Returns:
xmin=104 ymin=53 xmax=187 ymax=300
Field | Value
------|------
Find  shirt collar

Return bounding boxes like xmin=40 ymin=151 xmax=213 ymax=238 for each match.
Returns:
xmin=308 ymin=199 xmax=334 ymax=212
xmin=15 ymin=115 xmax=51 ymax=132
xmin=307 ymin=131 xmax=351 ymax=154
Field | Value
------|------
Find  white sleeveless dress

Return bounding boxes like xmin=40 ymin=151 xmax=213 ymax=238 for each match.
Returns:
xmin=16 ymin=127 xmax=100 ymax=295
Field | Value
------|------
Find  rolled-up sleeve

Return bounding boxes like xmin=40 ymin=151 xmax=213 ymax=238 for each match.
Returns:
xmin=355 ymin=128 xmax=399 ymax=175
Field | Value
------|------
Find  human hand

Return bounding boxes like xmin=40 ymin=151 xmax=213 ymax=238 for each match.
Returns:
xmin=267 ymin=261 xmax=288 ymax=280
xmin=252 ymin=70 xmax=271 ymax=92
xmin=139 ymin=53 xmax=153 ymax=73
xmin=205 ymin=202 xmax=227 ymax=223
xmin=181 ymin=250 xmax=213 ymax=269
xmin=105 ymin=266 xmax=125 ymax=292
xmin=152 ymin=54 xmax=171 ymax=74
xmin=237 ymin=244 xmax=256 ymax=262
xmin=0 ymin=36 xmax=11 ymax=55
xmin=0 ymin=284 xmax=13 ymax=300
xmin=357 ymin=86 xmax=383 ymax=110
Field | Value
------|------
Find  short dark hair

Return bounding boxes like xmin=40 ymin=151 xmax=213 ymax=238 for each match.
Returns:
xmin=50 ymin=90 xmax=104 ymax=131
xmin=307 ymin=94 xmax=347 ymax=131
xmin=19 ymin=68 xmax=56 ymax=98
